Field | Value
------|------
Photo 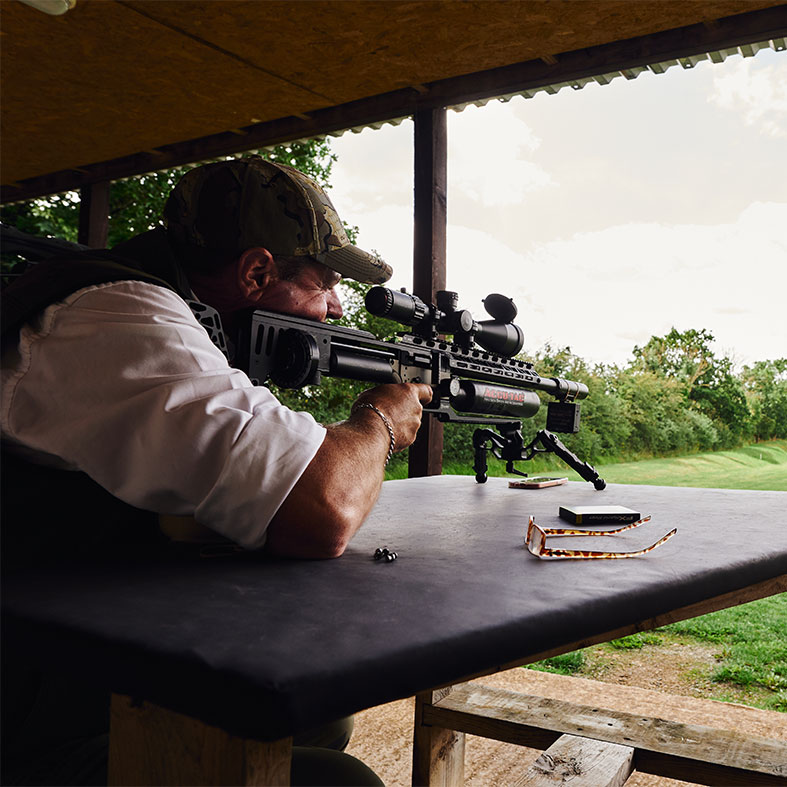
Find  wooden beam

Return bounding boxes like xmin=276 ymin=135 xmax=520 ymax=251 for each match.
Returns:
xmin=423 ymin=683 xmax=787 ymax=786
xmin=3 ymin=5 xmax=785 ymax=203
xmin=108 ymin=694 xmax=292 ymax=786
xmin=409 ymin=107 xmax=446 ymax=479
xmin=514 ymin=734 xmax=634 ymax=787
xmin=77 ymin=181 xmax=110 ymax=248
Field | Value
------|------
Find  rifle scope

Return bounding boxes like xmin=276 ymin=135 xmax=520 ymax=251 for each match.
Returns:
xmin=365 ymin=287 xmax=524 ymax=358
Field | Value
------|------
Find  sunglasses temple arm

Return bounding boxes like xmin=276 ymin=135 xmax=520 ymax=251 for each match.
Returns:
xmin=541 ymin=528 xmax=678 ymax=559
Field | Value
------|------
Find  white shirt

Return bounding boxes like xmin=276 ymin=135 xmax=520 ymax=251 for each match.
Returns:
xmin=1 ymin=280 xmax=327 ymax=549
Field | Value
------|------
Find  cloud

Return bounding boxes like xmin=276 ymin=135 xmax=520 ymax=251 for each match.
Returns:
xmin=709 ymin=56 xmax=787 ymax=137
xmin=444 ymin=203 xmax=787 ymax=366
xmin=448 ymin=103 xmax=554 ymax=206
xmin=328 ymin=121 xmax=414 ymax=212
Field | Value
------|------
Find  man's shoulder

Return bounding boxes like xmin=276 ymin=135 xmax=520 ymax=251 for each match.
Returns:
xmin=1 ymin=233 xmax=182 ymax=342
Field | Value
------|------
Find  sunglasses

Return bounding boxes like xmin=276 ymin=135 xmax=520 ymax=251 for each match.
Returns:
xmin=525 ymin=515 xmax=677 ymax=560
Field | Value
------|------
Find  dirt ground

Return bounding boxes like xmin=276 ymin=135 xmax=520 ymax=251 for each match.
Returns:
xmin=344 ymin=650 xmax=787 ymax=787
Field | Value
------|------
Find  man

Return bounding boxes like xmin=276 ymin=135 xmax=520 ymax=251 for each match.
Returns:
xmin=1 ymin=156 xmax=431 ymax=784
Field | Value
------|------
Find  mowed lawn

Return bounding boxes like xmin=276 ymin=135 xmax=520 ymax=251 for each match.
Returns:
xmin=434 ymin=438 xmax=787 ymax=491
xmin=595 ymin=439 xmax=787 ymax=491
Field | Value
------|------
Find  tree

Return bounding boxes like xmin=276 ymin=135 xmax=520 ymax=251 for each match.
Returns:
xmin=632 ymin=328 xmax=715 ymax=392
xmin=0 ymin=140 xmax=337 ymax=248
xmin=741 ymin=359 xmax=787 ymax=441
xmin=631 ymin=327 xmax=750 ymax=448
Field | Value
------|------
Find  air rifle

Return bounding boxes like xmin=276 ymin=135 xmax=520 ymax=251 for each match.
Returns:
xmin=237 ymin=287 xmax=606 ymax=489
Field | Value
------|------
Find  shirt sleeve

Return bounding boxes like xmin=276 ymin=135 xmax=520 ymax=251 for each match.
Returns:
xmin=1 ymin=280 xmax=327 ymax=549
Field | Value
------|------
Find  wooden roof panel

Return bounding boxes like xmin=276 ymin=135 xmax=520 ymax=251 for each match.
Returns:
xmin=120 ymin=1 xmax=782 ymax=103
xmin=1 ymin=0 xmax=785 ymax=194
xmin=0 ymin=1 xmax=320 ymax=182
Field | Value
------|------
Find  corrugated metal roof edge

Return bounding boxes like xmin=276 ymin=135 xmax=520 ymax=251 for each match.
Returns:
xmin=282 ymin=38 xmax=785 ymax=145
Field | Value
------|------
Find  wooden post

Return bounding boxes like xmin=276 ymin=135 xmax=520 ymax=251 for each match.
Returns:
xmin=108 ymin=694 xmax=292 ymax=786
xmin=412 ymin=687 xmax=465 ymax=787
xmin=409 ymin=107 xmax=447 ymax=478
xmin=78 ymin=180 xmax=110 ymax=248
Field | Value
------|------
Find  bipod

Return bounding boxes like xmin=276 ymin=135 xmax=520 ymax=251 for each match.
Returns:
xmin=472 ymin=425 xmax=606 ymax=490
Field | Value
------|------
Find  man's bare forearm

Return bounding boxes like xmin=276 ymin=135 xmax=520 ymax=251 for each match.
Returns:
xmin=265 ymin=383 xmax=432 ymax=559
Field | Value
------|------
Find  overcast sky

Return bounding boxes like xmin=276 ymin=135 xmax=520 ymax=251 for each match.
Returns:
xmin=327 ymin=47 xmax=786 ymax=369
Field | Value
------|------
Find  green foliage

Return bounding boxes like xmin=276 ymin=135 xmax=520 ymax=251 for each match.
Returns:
xmin=741 ymin=359 xmax=787 ymax=442
xmin=1 ymin=139 xmax=337 ymax=250
xmin=632 ymin=327 xmax=716 ymax=391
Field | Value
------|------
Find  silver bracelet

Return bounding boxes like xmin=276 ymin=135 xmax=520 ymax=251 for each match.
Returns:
xmin=352 ymin=402 xmax=396 ymax=465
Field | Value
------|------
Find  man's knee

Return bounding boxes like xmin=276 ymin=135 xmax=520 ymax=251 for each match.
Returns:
xmin=293 ymin=714 xmax=354 ymax=751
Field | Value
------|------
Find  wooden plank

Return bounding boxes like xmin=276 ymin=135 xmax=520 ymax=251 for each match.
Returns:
xmin=409 ymin=106 xmax=446 ymax=479
xmin=77 ymin=181 xmax=110 ymax=248
xmin=423 ymin=683 xmax=787 ymax=785
xmin=412 ymin=687 xmax=465 ymax=787
xmin=108 ymin=693 xmax=292 ymax=786
xmin=514 ymin=734 xmax=634 ymax=787
xmin=4 ymin=6 xmax=784 ymax=203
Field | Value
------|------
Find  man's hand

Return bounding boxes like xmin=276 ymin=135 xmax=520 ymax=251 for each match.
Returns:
xmin=265 ymin=383 xmax=432 ymax=560
xmin=351 ymin=383 xmax=433 ymax=451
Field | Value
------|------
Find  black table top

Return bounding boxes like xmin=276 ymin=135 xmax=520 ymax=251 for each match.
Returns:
xmin=3 ymin=477 xmax=786 ymax=740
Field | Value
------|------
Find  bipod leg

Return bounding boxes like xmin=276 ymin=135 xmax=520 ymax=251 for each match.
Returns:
xmin=472 ymin=428 xmax=503 ymax=484
xmin=531 ymin=430 xmax=607 ymax=490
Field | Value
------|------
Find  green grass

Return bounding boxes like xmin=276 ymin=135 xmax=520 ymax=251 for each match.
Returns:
xmin=429 ymin=438 xmax=787 ymax=491
xmin=607 ymin=631 xmax=664 ymax=650
xmin=593 ymin=439 xmax=787 ymax=491
xmin=527 ymin=595 xmax=787 ymax=710
xmin=661 ymin=594 xmax=787 ymax=710
xmin=528 ymin=650 xmax=586 ymax=676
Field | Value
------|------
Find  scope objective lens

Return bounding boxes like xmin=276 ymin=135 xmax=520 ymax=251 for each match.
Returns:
xmin=365 ymin=287 xmax=430 ymax=327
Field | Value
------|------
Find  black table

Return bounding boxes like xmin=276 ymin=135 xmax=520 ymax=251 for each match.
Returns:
xmin=3 ymin=477 xmax=786 ymax=784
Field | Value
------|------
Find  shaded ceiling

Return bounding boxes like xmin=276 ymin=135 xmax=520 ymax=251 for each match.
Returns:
xmin=2 ymin=0 xmax=786 ymax=200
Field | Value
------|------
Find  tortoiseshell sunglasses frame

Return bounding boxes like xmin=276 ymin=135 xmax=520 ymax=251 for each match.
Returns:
xmin=525 ymin=516 xmax=677 ymax=560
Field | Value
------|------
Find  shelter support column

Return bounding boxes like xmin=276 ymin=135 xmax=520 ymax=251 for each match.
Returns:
xmin=409 ymin=107 xmax=447 ymax=478
xmin=78 ymin=181 xmax=110 ymax=248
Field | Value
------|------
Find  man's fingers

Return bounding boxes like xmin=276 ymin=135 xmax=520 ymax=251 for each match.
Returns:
xmin=414 ymin=383 xmax=435 ymax=404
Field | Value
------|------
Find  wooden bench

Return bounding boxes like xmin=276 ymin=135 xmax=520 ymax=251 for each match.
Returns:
xmin=415 ymin=681 xmax=786 ymax=785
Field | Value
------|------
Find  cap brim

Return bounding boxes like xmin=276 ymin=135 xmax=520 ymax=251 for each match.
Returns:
xmin=316 ymin=245 xmax=392 ymax=284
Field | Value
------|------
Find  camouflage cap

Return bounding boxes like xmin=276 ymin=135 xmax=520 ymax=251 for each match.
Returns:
xmin=163 ymin=156 xmax=392 ymax=284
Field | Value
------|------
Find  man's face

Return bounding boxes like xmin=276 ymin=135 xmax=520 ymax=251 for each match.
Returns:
xmin=257 ymin=257 xmax=343 ymax=322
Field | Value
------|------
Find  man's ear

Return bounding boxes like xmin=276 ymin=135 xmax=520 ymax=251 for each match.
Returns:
xmin=236 ymin=247 xmax=276 ymax=301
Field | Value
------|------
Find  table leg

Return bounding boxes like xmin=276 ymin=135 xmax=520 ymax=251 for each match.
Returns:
xmin=412 ymin=686 xmax=465 ymax=787
xmin=108 ymin=693 xmax=292 ymax=786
